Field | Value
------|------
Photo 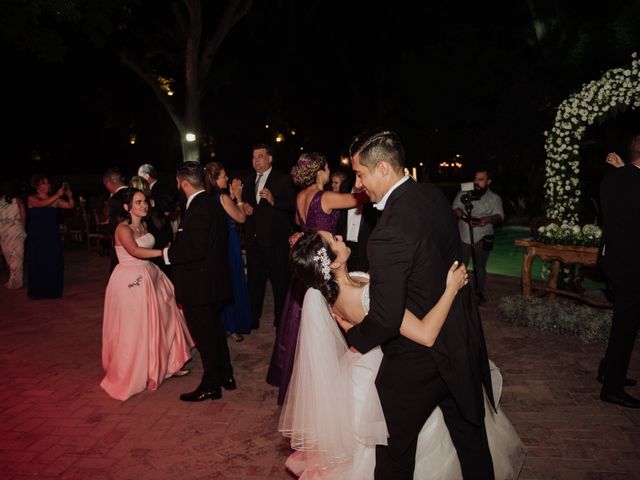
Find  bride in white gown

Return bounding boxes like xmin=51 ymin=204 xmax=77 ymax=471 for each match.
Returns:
xmin=279 ymin=230 xmax=525 ymax=480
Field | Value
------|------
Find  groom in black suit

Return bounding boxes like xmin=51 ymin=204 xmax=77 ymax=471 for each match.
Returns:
xmin=163 ymin=162 xmax=234 ymax=401
xmin=345 ymin=130 xmax=495 ymax=479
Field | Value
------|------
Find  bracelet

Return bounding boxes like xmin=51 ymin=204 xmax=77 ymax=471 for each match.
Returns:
xmin=237 ymin=201 xmax=245 ymax=207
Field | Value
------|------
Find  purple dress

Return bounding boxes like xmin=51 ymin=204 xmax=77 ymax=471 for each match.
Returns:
xmin=266 ymin=191 xmax=339 ymax=404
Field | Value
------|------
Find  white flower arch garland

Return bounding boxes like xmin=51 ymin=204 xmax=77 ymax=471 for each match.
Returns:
xmin=544 ymin=53 xmax=640 ymax=225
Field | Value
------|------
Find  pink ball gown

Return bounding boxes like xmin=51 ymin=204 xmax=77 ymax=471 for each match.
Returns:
xmin=100 ymin=233 xmax=194 ymax=401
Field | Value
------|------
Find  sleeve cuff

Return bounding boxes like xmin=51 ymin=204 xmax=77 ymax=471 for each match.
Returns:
xmin=163 ymin=247 xmax=171 ymax=265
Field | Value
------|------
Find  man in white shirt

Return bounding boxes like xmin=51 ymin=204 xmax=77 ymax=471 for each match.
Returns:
xmin=452 ymin=168 xmax=504 ymax=304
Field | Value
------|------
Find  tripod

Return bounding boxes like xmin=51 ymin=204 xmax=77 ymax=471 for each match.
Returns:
xmin=462 ymin=201 xmax=480 ymax=294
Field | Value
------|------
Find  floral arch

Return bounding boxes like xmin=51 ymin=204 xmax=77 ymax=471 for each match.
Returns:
xmin=544 ymin=53 xmax=640 ymax=225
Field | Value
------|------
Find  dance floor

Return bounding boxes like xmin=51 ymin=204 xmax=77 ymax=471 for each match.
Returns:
xmin=0 ymin=248 xmax=638 ymax=479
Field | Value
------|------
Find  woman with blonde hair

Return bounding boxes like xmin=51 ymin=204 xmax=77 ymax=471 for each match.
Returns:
xmin=129 ymin=176 xmax=150 ymax=195
xmin=266 ymin=152 xmax=368 ymax=404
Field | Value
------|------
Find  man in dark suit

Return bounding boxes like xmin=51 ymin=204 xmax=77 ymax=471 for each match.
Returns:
xmin=240 ymin=144 xmax=296 ymax=329
xmin=344 ymin=130 xmax=494 ymax=479
xmin=598 ymin=135 xmax=640 ymax=409
xmin=163 ymin=162 xmax=234 ymax=402
xmin=102 ymin=168 xmax=128 ymax=272
xmin=138 ymin=163 xmax=176 ymax=276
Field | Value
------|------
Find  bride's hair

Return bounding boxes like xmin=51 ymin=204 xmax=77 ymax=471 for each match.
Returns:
xmin=290 ymin=230 xmax=340 ymax=304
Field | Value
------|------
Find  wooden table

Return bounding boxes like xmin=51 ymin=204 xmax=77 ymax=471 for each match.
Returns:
xmin=515 ymin=238 xmax=612 ymax=308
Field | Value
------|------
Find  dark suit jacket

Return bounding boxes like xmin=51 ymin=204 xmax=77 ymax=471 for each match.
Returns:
xmin=242 ymin=169 xmax=296 ymax=247
xmin=346 ymin=179 xmax=493 ymax=425
xmin=107 ymin=187 xmax=128 ymax=235
xmin=149 ymin=179 xmax=177 ymax=216
xmin=600 ymin=164 xmax=640 ymax=285
xmin=167 ymin=191 xmax=232 ymax=307
xmin=147 ymin=179 xmax=176 ymax=249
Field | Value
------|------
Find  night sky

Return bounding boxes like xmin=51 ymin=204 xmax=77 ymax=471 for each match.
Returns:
xmin=2 ymin=0 xmax=640 ymax=211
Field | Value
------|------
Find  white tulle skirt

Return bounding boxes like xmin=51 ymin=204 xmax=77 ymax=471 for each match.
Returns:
xmin=279 ymin=288 xmax=525 ymax=479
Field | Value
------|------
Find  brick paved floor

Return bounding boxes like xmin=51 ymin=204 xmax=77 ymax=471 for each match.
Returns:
xmin=0 ymin=250 xmax=638 ymax=479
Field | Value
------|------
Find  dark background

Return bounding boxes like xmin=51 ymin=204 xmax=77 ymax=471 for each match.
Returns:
xmin=2 ymin=0 xmax=640 ymax=220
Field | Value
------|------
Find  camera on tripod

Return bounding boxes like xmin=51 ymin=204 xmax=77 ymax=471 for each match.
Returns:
xmin=460 ymin=182 xmax=478 ymax=207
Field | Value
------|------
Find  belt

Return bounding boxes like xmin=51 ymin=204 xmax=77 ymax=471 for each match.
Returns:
xmin=345 ymin=240 xmax=359 ymax=248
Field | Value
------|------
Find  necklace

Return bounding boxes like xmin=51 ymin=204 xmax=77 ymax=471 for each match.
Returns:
xmin=130 ymin=223 xmax=144 ymax=235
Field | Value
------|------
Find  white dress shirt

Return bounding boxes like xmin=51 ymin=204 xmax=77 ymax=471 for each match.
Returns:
xmin=373 ymin=176 xmax=410 ymax=211
xmin=346 ymin=187 xmax=364 ymax=242
xmin=255 ymin=167 xmax=272 ymax=203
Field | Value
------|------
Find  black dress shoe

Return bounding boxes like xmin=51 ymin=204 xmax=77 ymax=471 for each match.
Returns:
xmin=222 ymin=377 xmax=237 ymax=391
xmin=600 ymin=390 xmax=640 ymax=408
xmin=180 ymin=385 xmax=222 ymax=402
xmin=597 ymin=359 xmax=637 ymax=387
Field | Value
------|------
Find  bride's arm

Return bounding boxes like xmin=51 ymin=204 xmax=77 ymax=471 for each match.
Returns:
xmin=399 ymin=262 xmax=468 ymax=347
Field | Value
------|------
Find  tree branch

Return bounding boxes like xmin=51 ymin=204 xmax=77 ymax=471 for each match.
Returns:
xmin=119 ymin=49 xmax=185 ymax=132
xmin=199 ymin=0 xmax=252 ymax=86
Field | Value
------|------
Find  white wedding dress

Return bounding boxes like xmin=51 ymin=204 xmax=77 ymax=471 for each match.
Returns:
xmin=279 ymin=273 xmax=525 ymax=480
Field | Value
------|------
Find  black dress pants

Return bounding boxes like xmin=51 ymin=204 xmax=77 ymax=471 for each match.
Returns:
xmin=602 ymin=278 xmax=640 ymax=393
xmin=374 ymin=353 xmax=494 ymax=480
xmin=182 ymin=303 xmax=233 ymax=387
xmin=246 ymin=242 xmax=290 ymax=328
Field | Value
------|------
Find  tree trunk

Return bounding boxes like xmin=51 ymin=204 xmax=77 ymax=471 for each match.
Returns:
xmin=181 ymin=136 xmax=200 ymax=163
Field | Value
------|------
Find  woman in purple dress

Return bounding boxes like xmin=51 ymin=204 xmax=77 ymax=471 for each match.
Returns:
xmin=267 ymin=152 xmax=368 ymax=404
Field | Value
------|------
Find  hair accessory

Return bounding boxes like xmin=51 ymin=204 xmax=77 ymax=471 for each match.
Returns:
xmin=313 ymin=247 xmax=332 ymax=281
xmin=296 ymin=156 xmax=313 ymax=167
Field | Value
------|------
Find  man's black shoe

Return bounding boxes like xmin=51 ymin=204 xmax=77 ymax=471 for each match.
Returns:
xmin=222 ymin=377 xmax=237 ymax=391
xmin=600 ymin=389 xmax=640 ymax=408
xmin=180 ymin=385 xmax=222 ymax=402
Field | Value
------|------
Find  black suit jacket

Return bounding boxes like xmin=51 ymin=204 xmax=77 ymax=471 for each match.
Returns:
xmin=149 ymin=179 xmax=177 ymax=216
xmin=107 ymin=187 xmax=128 ymax=271
xmin=242 ymin=169 xmax=296 ymax=247
xmin=600 ymin=164 xmax=640 ymax=285
xmin=346 ymin=179 xmax=493 ymax=425
xmin=107 ymin=188 xmax=127 ymax=235
xmin=167 ymin=191 xmax=232 ymax=307
xmin=147 ymin=179 xmax=176 ymax=249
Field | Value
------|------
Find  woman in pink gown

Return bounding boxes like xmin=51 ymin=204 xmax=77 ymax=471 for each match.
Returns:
xmin=101 ymin=188 xmax=194 ymax=401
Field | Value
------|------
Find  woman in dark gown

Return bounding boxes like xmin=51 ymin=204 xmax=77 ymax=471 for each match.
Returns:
xmin=204 ymin=162 xmax=252 ymax=341
xmin=27 ymin=174 xmax=75 ymax=299
xmin=266 ymin=152 xmax=368 ymax=404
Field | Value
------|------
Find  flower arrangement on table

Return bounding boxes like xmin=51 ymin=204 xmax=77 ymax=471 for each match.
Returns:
xmin=535 ymin=223 xmax=602 ymax=247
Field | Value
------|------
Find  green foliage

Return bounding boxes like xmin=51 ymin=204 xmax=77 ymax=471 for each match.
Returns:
xmin=497 ymin=294 xmax=612 ymax=341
